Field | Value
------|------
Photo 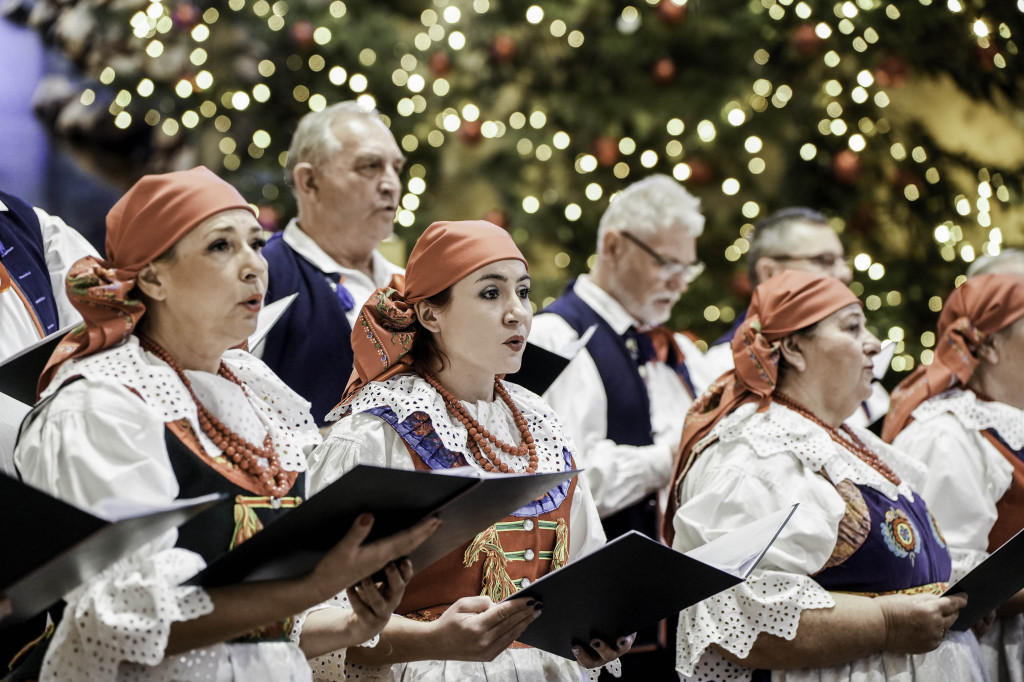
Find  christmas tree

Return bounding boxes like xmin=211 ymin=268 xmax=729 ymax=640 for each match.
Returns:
xmin=12 ymin=0 xmax=1024 ymax=384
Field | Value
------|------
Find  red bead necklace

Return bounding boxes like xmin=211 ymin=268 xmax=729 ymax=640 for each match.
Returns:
xmin=138 ymin=335 xmax=292 ymax=497
xmin=421 ymin=371 xmax=539 ymax=474
xmin=773 ymin=392 xmax=902 ymax=487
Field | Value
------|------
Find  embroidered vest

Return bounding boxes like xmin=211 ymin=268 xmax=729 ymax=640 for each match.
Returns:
xmin=815 ymin=478 xmax=951 ymax=594
xmin=164 ymin=421 xmax=304 ymax=642
xmin=0 ymin=191 xmax=60 ymax=338
xmin=981 ymin=429 xmax=1024 ymax=552
xmin=364 ymin=405 xmax=577 ymax=620
xmin=261 ymin=232 xmax=354 ymax=425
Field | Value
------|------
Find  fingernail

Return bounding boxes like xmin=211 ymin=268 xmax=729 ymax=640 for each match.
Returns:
xmin=571 ymin=646 xmax=582 ymax=658
xmin=360 ymin=513 xmax=373 ymax=525
xmin=526 ymin=599 xmax=536 ymax=607
xmin=617 ymin=637 xmax=628 ymax=647
xmin=591 ymin=639 xmax=602 ymax=649
xmin=534 ymin=601 xmax=543 ymax=611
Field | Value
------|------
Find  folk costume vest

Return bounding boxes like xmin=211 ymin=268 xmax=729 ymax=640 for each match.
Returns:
xmin=543 ymin=284 xmax=659 ymax=541
xmin=262 ymin=231 xmax=354 ymax=425
xmin=981 ymin=429 xmax=1024 ymax=552
xmin=365 ymin=405 xmax=577 ymax=622
xmin=0 ymin=191 xmax=61 ymax=338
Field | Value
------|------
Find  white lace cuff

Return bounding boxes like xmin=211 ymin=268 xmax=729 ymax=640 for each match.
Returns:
xmin=676 ymin=570 xmax=835 ymax=678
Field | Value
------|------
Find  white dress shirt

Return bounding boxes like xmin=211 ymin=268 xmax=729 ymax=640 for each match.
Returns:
xmin=528 ymin=275 xmax=709 ymax=518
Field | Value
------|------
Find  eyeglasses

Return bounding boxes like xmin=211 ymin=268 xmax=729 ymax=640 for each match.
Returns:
xmin=769 ymin=252 xmax=852 ymax=270
xmin=620 ymin=231 xmax=705 ymax=283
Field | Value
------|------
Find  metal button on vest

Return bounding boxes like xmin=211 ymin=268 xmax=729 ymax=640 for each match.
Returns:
xmin=524 ymin=549 xmax=535 ymax=561
xmin=523 ymin=519 xmax=535 ymax=531
xmin=520 ymin=577 xmax=531 ymax=587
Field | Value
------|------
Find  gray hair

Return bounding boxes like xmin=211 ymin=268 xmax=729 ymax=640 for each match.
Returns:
xmin=283 ymin=100 xmax=381 ymax=189
xmin=596 ymin=174 xmax=705 ymax=247
xmin=747 ymin=207 xmax=831 ymax=286
xmin=967 ymin=248 xmax=1024 ymax=278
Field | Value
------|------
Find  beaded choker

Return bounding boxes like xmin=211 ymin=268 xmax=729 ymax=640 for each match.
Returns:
xmin=773 ymin=392 xmax=902 ymax=487
xmin=138 ymin=335 xmax=292 ymax=497
xmin=421 ymin=371 xmax=538 ymax=474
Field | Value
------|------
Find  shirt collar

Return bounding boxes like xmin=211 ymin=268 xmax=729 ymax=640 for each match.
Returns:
xmin=281 ymin=218 xmax=400 ymax=287
xmin=572 ymin=274 xmax=641 ymax=335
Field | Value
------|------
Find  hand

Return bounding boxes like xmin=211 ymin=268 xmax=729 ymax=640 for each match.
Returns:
xmin=971 ymin=610 xmax=997 ymax=640
xmin=878 ymin=592 xmax=966 ymax=654
xmin=343 ymin=558 xmax=415 ymax=645
xmin=572 ymin=633 xmax=635 ymax=669
xmin=307 ymin=514 xmax=442 ymax=603
xmin=428 ymin=595 xmax=541 ymax=662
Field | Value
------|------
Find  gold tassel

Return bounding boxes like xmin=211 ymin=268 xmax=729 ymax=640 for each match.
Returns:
xmin=550 ymin=518 xmax=569 ymax=571
xmin=231 ymin=497 xmax=265 ymax=549
xmin=464 ymin=525 xmax=516 ymax=601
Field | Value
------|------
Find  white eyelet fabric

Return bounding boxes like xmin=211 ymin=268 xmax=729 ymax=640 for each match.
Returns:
xmin=910 ymin=388 xmax=1024 ymax=450
xmin=334 ymin=374 xmax=572 ymax=475
xmin=40 ymin=336 xmax=316 ymax=473
xmin=672 ymin=401 xmax=987 ymax=681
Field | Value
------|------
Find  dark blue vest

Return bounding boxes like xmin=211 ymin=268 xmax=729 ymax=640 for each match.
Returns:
xmin=0 ymin=191 xmax=61 ymax=337
xmin=261 ymin=232 xmax=353 ymax=425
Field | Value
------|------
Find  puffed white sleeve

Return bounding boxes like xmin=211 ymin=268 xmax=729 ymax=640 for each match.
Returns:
xmin=34 ymin=206 xmax=99 ymax=330
xmin=893 ymin=414 xmax=1009 ymax=580
xmin=671 ymin=441 xmax=843 ymax=677
xmin=14 ymin=380 xmax=215 ymax=682
xmin=529 ymin=313 xmax=674 ymax=518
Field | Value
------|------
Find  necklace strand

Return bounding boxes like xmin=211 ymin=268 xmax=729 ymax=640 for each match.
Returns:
xmin=138 ymin=336 xmax=292 ymax=496
xmin=421 ymin=371 xmax=538 ymax=474
xmin=772 ymin=392 xmax=901 ymax=486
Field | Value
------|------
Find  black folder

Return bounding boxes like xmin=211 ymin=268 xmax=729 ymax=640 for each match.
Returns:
xmin=947 ymin=524 xmax=1024 ymax=630
xmin=510 ymin=504 xmax=797 ymax=658
xmin=504 ymin=342 xmax=572 ymax=395
xmin=0 ymin=473 xmax=225 ymax=624
xmin=192 ymin=464 xmax=578 ymax=588
xmin=0 ymin=324 xmax=75 ymax=404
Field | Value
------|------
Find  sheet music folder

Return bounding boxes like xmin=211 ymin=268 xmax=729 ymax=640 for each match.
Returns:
xmin=0 ymin=324 xmax=76 ymax=405
xmin=0 ymin=474 xmax=225 ymax=624
xmin=192 ymin=464 xmax=578 ymax=588
xmin=504 ymin=343 xmax=572 ymax=396
xmin=511 ymin=504 xmax=798 ymax=659
xmin=947 ymin=524 xmax=1024 ymax=630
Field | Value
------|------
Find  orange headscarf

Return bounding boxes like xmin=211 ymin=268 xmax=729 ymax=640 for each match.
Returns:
xmin=881 ymin=274 xmax=1024 ymax=443
xmin=340 ymin=220 xmax=527 ymax=406
xmin=662 ymin=270 xmax=861 ymax=543
xmin=37 ymin=167 xmax=254 ymax=394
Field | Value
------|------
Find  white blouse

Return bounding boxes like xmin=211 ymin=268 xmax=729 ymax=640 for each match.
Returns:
xmin=307 ymin=374 xmax=608 ymax=682
xmin=893 ymin=388 xmax=1024 ymax=682
xmin=671 ymin=401 xmax=987 ymax=682
xmin=15 ymin=337 xmax=323 ymax=682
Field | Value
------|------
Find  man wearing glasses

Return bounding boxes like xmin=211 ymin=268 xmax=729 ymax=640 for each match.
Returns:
xmin=527 ymin=174 xmax=708 ymax=677
xmin=701 ymin=206 xmax=888 ymax=427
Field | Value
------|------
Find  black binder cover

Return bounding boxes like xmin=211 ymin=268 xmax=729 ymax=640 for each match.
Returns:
xmin=0 ymin=474 xmax=225 ymax=623
xmin=511 ymin=504 xmax=797 ymax=659
xmin=0 ymin=325 xmax=74 ymax=404
xmin=504 ymin=342 xmax=572 ymax=395
xmin=947 ymin=524 xmax=1024 ymax=630
xmin=192 ymin=465 xmax=578 ymax=588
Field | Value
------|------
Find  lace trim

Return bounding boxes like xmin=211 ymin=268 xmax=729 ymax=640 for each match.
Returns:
xmin=40 ymin=336 xmax=315 ymax=474
xmin=696 ymin=402 xmax=920 ymax=501
xmin=676 ymin=570 xmax=836 ymax=679
xmin=912 ymin=388 xmax=1024 ymax=450
xmin=337 ymin=374 xmax=571 ymax=475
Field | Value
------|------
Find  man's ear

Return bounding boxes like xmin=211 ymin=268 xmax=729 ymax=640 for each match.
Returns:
xmin=976 ymin=337 xmax=999 ymax=365
xmin=415 ymin=300 xmax=441 ymax=333
xmin=754 ymin=257 xmax=783 ymax=285
xmin=599 ymin=231 xmax=624 ymax=259
xmin=778 ymin=334 xmax=808 ymax=373
xmin=135 ymin=263 xmax=167 ymax=301
xmin=292 ymin=162 xmax=318 ymax=199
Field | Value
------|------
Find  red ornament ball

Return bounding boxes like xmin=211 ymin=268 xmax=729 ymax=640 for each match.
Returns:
xmin=656 ymin=0 xmax=688 ymax=26
xmin=832 ymin=149 xmax=861 ymax=185
xmin=490 ymin=34 xmax=517 ymax=65
xmin=977 ymin=43 xmax=999 ymax=71
xmin=459 ymin=120 xmax=482 ymax=146
xmin=687 ymin=158 xmax=714 ymax=186
xmin=592 ymin=136 xmax=620 ymax=168
xmin=172 ymin=4 xmax=201 ymax=31
xmin=482 ymin=209 xmax=508 ymax=229
xmin=791 ymin=23 xmax=823 ymax=57
xmin=652 ymin=57 xmax=677 ymax=85
xmin=256 ymin=204 xmax=282 ymax=232
xmin=874 ymin=55 xmax=908 ymax=88
xmin=428 ymin=51 xmax=452 ymax=77
xmin=289 ymin=21 xmax=315 ymax=51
